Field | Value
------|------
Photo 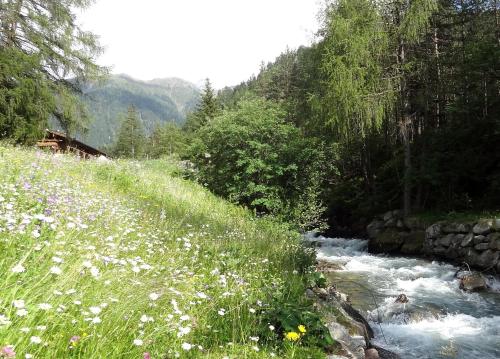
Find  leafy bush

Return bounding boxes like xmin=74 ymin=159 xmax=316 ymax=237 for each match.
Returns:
xmin=189 ymin=96 xmax=332 ymax=231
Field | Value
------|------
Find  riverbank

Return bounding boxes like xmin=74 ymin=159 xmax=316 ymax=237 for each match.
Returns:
xmin=307 ymin=233 xmax=500 ymax=359
xmin=367 ymin=210 xmax=500 ymax=274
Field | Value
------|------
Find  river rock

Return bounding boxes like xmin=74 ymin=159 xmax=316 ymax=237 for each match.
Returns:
xmin=367 ymin=220 xmax=385 ymax=239
xmin=371 ymin=345 xmax=401 ymax=359
xmin=404 ymin=216 xmax=426 ymax=230
xmin=473 ymin=220 xmax=493 ymax=235
xmin=365 ymin=348 xmax=380 ymax=359
xmin=459 ymin=272 xmax=487 ymax=292
xmin=327 ymin=322 xmax=366 ymax=359
xmin=460 ymin=233 xmax=474 ymax=247
xmin=443 ymin=222 xmax=472 ymax=234
xmin=435 ymin=234 xmax=454 ymax=247
xmin=492 ymin=218 xmax=500 ymax=231
xmin=340 ymin=302 xmax=374 ymax=339
xmin=426 ymin=223 xmax=442 ymax=239
xmin=476 ymin=250 xmax=500 ymax=268
xmin=474 ymin=242 xmax=490 ymax=251
xmin=400 ymin=231 xmax=425 ymax=254
xmin=473 ymin=235 xmax=488 ymax=245
xmin=383 ymin=211 xmax=394 ymax=222
xmin=369 ymin=229 xmax=404 ymax=253
xmin=434 ymin=246 xmax=447 ymax=255
xmin=313 ymin=287 xmax=329 ymax=299
xmin=488 ymin=233 xmax=500 ymax=250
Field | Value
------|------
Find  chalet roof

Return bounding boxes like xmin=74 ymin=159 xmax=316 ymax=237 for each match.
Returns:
xmin=40 ymin=130 xmax=108 ymax=157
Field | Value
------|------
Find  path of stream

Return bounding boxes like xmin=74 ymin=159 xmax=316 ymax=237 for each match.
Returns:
xmin=306 ymin=234 xmax=500 ymax=359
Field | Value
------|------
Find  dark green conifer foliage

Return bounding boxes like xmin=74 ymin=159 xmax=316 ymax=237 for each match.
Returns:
xmin=0 ymin=0 xmax=107 ymax=142
xmin=112 ymin=106 xmax=146 ymax=158
xmin=184 ymin=78 xmax=220 ymax=132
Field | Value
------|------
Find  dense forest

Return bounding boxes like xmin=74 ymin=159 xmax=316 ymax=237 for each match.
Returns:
xmin=1 ymin=0 xmax=499 ymax=232
xmin=184 ymin=0 xmax=500 ymax=231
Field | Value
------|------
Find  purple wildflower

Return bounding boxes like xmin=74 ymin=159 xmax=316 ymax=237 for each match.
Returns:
xmin=0 ymin=345 xmax=16 ymax=358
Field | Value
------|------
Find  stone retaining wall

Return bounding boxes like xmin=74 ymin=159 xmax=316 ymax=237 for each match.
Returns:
xmin=367 ymin=210 xmax=500 ymax=273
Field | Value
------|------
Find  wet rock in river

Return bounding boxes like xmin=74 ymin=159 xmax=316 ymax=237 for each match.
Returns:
xmin=369 ymin=228 xmax=404 ymax=253
xmin=365 ymin=348 xmax=380 ymax=359
xmin=459 ymin=272 xmax=487 ymax=292
xmin=400 ymin=231 xmax=425 ymax=254
xmin=371 ymin=345 xmax=401 ymax=359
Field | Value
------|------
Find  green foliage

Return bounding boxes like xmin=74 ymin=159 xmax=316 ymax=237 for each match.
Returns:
xmin=306 ymin=272 xmax=328 ymax=289
xmin=0 ymin=0 xmax=108 ymax=141
xmin=0 ymin=145 xmax=332 ymax=358
xmin=184 ymin=78 xmax=220 ymax=132
xmin=146 ymin=122 xmax=188 ymax=158
xmin=320 ymin=0 xmax=394 ymax=139
xmin=110 ymin=106 xmax=146 ymax=158
xmin=0 ymin=48 xmax=53 ymax=143
xmin=189 ymin=96 xmax=330 ymax=231
xmin=262 ymin=300 xmax=336 ymax=351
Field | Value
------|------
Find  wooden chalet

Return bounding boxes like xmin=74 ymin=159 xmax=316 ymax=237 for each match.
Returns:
xmin=37 ymin=130 xmax=107 ymax=159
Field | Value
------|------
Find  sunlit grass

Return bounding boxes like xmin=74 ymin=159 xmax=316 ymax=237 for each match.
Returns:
xmin=0 ymin=145 xmax=325 ymax=358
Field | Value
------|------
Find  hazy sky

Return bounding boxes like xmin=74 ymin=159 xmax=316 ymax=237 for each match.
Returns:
xmin=78 ymin=0 xmax=322 ymax=89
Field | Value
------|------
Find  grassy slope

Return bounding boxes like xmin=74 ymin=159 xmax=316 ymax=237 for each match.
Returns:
xmin=0 ymin=146 xmax=325 ymax=358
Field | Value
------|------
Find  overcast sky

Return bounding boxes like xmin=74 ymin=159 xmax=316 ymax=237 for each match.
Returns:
xmin=78 ymin=0 xmax=322 ymax=89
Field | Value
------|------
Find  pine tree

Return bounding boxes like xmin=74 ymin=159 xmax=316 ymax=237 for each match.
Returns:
xmin=0 ymin=0 xmax=107 ymax=142
xmin=112 ymin=106 xmax=146 ymax=158
xmin=184 ymin=78 xmax=220 ymax=132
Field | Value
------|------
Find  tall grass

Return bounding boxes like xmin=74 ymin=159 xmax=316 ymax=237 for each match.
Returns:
xmin=0 ymin=146 xmax=325 ymax=358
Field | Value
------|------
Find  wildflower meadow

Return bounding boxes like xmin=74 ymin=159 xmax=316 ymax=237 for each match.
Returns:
xmin=0 ymin=145 xmax=329 ymax=358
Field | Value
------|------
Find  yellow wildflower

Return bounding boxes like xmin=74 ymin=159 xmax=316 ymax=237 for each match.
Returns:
xmin=285 ymin=331 xmax=300 ymax=342
xmin=298 ymin=325 xmax=306 ymax=334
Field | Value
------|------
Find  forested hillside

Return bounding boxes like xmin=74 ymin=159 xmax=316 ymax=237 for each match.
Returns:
xmin=195 ymin=0 xmax=500 ymax=231
xmin=76 ymin=75 xmax=200 ymax=147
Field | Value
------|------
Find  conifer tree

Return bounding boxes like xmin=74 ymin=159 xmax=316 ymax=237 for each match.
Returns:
xmin=0 ymin=0 xmax=107 ymax=142
xmin=112 ymin=106 xmax=146 ymax=158
xmin=184 ymin=78 xmax=220 ymax=132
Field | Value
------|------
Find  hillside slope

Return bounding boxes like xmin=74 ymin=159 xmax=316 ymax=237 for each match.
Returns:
xmin=77 ymin=75 xmax=200 ymax=147
xmin=0 ymin=146 xmax=329 ymax=358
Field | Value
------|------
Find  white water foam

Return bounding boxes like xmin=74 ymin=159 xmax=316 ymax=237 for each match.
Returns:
xmin=311 ymin=234 xmax=500 ymax=358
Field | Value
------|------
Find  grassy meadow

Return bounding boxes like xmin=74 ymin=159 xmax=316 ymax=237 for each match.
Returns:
xmin=0 ymin=145 xmax=328 ymax=358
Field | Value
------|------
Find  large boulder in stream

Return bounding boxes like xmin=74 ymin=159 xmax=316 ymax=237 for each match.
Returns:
xmin=400 ymin=231 xmax=425 ymax=254
xmin=458 ymin=272 xmax=487 ymax=292
xmin=369 ymin=228 xmax=404 ymax=253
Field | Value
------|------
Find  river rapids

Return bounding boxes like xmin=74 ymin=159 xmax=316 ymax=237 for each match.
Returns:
xmin=306 ymin=234 xmax=500 ymax=359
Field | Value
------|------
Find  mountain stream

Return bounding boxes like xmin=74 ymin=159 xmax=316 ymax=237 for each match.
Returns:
xmin=306 ymin=234 xmax=500 ymax=359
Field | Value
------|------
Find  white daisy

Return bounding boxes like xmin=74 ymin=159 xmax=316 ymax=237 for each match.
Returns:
xmin=11 ymin=263 xmax=26 ymax=273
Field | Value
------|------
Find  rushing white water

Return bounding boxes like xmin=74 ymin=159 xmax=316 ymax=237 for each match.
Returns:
xmin=306 ymin=233 xmax=500 ymax=359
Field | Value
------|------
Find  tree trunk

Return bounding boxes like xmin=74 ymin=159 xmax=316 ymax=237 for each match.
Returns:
xmin=494 ymin=0 xmax=499 ymax=46
xmin=433 ymin=26 xmax=442 ymax=127
xmin=398 ymin=36 xmax=412 ymax=217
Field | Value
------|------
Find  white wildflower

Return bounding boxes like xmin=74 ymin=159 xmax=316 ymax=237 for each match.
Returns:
xmin=13 ymin=300 xmax=25 ymax=308
xmin=149 ymin=292 xmax=160 ymax=301
xmin=52 ymin=256 xmax=63 ymax=263
xmin=50 ymin=266 xmax=62 ymax=275
xmin=89 ymin=306 xmax=101 ymax=315
xmin=11 ymin=263 xmax=26 ymax=273
xmin=38 ymin=303 xmax=52 ymax=311
xmin=30 ymin=336 xmax=42 ymax=344
xmin=133 ymin=339 xmax=143 ymax=346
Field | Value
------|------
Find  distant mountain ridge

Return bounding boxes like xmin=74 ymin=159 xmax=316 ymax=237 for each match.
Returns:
xmin=77 ymin=74 xmax=200 ymax=147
